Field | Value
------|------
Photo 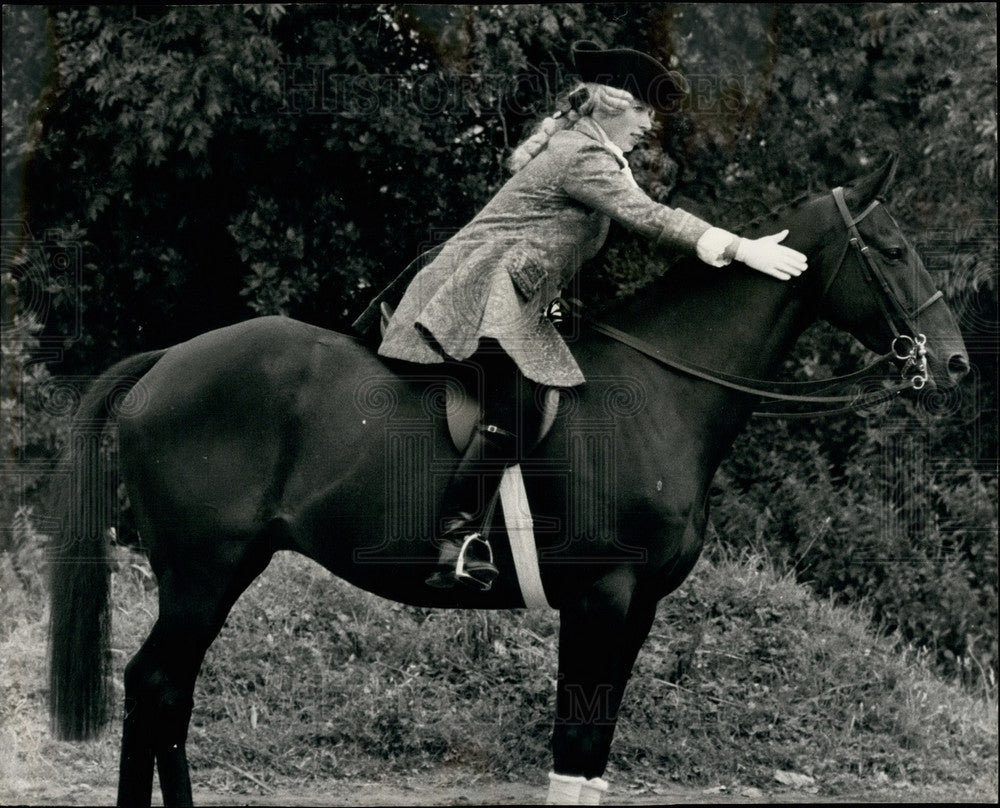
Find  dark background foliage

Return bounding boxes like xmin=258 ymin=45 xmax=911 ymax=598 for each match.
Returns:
xmin=2 ymin=4 xmax=996 ymax=684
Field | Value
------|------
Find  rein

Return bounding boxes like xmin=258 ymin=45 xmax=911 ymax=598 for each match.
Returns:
xmin=588 ymin=188 xmax=942 ymax=417
xmin=587 ymin=319 xmax=906 ymax=416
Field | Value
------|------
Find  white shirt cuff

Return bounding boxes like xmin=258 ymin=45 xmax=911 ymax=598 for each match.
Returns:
xmin=696 ymin=227 xmax=739 ymax=267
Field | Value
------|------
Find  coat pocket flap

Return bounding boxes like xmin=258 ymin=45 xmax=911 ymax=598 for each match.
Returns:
xmin=504 ymin=246 xmax=548 ymax=300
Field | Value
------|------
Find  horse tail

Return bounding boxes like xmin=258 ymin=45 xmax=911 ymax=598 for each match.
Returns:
xmin=48 ymin=348 xmax=167 ymax=740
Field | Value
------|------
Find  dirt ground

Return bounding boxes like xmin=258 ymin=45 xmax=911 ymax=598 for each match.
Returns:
xmin=4 ymin=769 xmax=996 ymax=806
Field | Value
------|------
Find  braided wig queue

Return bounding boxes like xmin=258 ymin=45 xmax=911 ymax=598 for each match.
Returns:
xmin=508 ymin=83 xmax=636 ymax=173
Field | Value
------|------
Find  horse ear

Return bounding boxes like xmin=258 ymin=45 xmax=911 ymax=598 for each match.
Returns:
xmin=846 ymin=153 xmax=898 ymax=205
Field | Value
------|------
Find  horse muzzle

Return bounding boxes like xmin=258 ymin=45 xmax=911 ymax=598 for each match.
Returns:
xmin=915 ymin=343 xmax=971 ymax=391
xmin=892 ymin=333 xmax=970 ymax=391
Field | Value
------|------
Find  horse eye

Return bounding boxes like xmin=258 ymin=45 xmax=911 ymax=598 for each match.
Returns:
xmin=886 ymin=246 xmax=905 ymax=261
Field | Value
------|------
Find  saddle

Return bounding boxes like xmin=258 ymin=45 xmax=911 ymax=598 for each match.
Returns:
xmin=377 ymin=302 xmax=560 ymax=451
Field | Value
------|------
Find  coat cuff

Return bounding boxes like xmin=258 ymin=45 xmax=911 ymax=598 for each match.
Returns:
xmin=655 ymin=209 xmax=714 ymax=253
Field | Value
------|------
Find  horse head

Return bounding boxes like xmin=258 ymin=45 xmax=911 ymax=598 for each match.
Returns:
xmin=800 ymin=155 xmax=970 ymax=389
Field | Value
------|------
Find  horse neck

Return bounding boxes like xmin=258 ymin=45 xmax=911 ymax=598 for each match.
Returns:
xmin=598 ymin=257 xmax=813 ymax=383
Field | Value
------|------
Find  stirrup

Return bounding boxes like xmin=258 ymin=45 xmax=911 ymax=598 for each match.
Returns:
xmin=454 ymin=532 xmax=496 ymax=591
xmin=426 ymin=532 xmax=497 ymax=591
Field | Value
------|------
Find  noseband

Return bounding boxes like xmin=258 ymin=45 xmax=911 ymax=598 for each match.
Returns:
xmin=826 ymin=187 xmax=945 ymax=389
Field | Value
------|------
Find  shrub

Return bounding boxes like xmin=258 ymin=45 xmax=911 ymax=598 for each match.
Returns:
xmin=711 ymin=372 xmax=998 ymax=686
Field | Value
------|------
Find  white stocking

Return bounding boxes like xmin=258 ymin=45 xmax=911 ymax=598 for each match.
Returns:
xmin=579 ymin=776 xmax=609 ymax=805
xmin=546 ymin=772 xmax=586 ymax=804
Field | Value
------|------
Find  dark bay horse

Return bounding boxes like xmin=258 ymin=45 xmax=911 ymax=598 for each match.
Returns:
xmin=48 ymin=156 xmax=969 ymax=806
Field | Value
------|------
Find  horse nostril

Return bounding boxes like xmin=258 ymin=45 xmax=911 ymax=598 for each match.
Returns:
xmin=948 ymin=353 xmax=971 ymax=381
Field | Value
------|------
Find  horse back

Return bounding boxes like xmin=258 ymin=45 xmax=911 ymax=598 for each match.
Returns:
xmin=116 ymin=317 xmax=530 ymax=607
xmin=117 ymin=317 xmax=398 ymax=549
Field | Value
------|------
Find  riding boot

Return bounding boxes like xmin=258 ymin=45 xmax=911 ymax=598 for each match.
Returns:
xmin=425 ymin=423 xmax=518 ymax=590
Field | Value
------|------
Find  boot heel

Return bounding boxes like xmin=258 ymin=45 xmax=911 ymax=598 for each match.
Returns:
xmin=425 ymin=570 xmax=459 ymax=589
xmin=454 ymin=568 xmax=496 ymax=591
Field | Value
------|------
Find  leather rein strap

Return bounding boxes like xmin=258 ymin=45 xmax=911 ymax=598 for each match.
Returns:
xmin=587 ymin=319 xmax=897 ymax=407
xmin=587 ymin=188 xmax=941 ymax=414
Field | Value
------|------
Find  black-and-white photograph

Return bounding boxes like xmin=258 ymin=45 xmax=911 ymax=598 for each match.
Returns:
xmin=2 ymin=4 xmax=996 ymax=805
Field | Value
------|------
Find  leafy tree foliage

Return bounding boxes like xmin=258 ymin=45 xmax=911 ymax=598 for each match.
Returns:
xmin=2 ymin=4 xmax=996 ymax=682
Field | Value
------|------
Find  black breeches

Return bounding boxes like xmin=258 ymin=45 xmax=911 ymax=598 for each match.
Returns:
xmin=462 ymin=338 xmax=542 ymax=457
xmin=435 ymin=339 xmax=546 ymax=532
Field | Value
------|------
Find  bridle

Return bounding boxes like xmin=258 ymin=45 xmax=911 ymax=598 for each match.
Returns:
xmin=826 ymin=186 xmax=945 ymax=391
xmin=588 ymin=188 xmax=947 ymax=414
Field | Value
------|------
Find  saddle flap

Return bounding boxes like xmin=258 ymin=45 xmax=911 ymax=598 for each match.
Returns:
xmin=446 ymin=383 xmax=560 ymax=452
xmin=445 ymin=380 xmax=483 ymax=452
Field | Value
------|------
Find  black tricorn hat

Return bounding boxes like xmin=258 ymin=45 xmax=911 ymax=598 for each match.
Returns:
xmin=571 ymin=40 xmax=688 ymax=113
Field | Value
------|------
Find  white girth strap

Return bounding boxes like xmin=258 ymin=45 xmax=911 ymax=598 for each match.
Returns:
xmin=498 ymin=464 xmax=552 ymax=610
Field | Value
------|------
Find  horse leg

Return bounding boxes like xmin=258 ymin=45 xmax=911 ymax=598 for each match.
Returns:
xmin=118 ymin=619 xmax=194 ymax=807
xmin=118 ymin=542 xmax=270 ymax=807
xmin=549 ymin=568 xmax=658 ymax=804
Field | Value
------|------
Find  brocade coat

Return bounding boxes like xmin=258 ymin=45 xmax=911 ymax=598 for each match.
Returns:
xmin=377 ymin=117 xmax=712 ymax=387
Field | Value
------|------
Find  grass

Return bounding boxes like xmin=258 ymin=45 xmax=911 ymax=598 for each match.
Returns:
xmin=615 ymin=547 xmax=998 ymax=792
xmin=1 ymin=521 xmax=997 ymax=803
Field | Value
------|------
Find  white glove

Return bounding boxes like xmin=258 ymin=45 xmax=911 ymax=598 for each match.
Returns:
xmin=736 ymin=230 xmax=808 ymax=280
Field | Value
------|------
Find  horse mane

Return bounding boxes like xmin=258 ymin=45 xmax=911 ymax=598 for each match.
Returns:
xmin=589 ymin=187 xmax=817 ymax=318
xmin=736 ymin=190 xmax=814 ymax=232
xmin=588 ymin=182 xmax=835 ymax=332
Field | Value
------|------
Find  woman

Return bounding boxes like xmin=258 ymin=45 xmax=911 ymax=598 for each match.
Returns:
xmin=378 ymin=41 xmax=807 ymax=590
